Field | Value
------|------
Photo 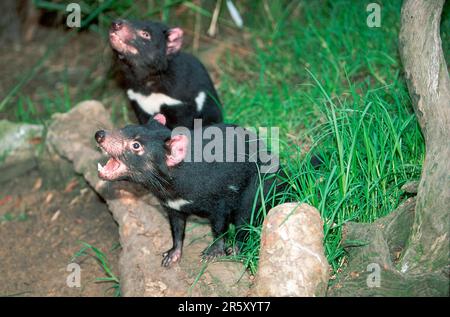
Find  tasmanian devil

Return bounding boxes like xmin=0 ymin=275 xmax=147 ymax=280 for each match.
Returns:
xmin=95 ymin=114 xmax=281 ymax=267
xmin=109 ymin=19 xmax=223 ymax=129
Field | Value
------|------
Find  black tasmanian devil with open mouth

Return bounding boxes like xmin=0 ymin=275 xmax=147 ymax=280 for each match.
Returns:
xmin=109 ymin=19 xmax=222 ymax=129
xmin=95 ymin=114 xmax=282 ymax=267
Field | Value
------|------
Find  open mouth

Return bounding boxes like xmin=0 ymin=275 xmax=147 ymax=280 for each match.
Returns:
xmin=109 ymin=32 xmax=138 ymax=55
xmin=97 ymin=156 xmax=127 ymax=181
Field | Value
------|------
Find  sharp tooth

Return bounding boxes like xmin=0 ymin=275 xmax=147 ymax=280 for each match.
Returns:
xmin=97 ymin=163 xmax=103 ymax=172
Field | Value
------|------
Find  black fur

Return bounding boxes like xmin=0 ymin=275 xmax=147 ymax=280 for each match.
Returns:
xmin=95 ymin=119 xmax=282 ymax=266
xmin=110 ymin=19 xmax=223 ymax=129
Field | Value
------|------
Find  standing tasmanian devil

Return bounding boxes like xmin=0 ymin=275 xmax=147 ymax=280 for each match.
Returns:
xmin=109 ymin=19 xmax=223 ymax=129
xmin=95 ymin=114 xmax=281 ymax=267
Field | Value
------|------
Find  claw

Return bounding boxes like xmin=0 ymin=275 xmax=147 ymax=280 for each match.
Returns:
xmin=201 ymin=244 xmax=226 ymax=262
xmin=225 ymin=245 xmax=240 ymax=256
xmin=161 ymin=247 xmax=182 ymax=267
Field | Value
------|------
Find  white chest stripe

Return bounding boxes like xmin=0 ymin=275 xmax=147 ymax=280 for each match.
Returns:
xmin=195 ymin=91 xmax=206 ymax=112
xmin=127 ymin=89 xmax=183 ymax=115
xmin=165 ymin=199 xmax=192 ymax=211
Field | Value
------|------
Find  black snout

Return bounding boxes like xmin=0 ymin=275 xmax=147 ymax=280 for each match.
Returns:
xmin=95 ymin=130 xmax=105 ymax=143
xmin=111 ymin=20 xmax=123 ymax=31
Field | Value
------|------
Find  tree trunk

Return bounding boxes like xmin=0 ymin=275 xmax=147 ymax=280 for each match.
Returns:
xmin=398 ymin=0 xmax=450 ymax=274
xmin=328 ymin=0 xmax=449 ymax=296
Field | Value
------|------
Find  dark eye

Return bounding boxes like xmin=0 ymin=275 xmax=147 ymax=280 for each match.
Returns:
xmin=139 ymin=30 xmax=151 ymax=39
xmin=132 ymin=142 xmax=141 ymax=150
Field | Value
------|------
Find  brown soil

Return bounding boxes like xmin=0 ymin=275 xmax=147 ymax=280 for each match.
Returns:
xmin=0 ymin=155 xmax=120 ymax=296
xmin=0 ymin=25 xmax=123 ymax=125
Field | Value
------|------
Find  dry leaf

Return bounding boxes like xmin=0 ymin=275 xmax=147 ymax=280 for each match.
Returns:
xmin=45 ymin=192 xmax=54 ymax=204
xmin=64 ymin=179 xmax=78 ymax=193
xmin=33 ymin=178 xmax=43 ymax=191
xmin=51 ymin=210 xmax=61 ymax=222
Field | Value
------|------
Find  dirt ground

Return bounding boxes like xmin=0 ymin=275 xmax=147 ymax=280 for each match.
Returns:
xmin=0 ymin=154 xmax=120 ymax=297
xmin=0 ymin=19 xmax=127 ymax=297
xmin=0 ymin=23 xmax=144 ymax=297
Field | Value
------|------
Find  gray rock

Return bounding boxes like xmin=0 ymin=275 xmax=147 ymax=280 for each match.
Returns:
xmin=0 ymin=119 xmax=43 ymax=161
xmin=251 ymin=203 xmax=329 ymax=296
xmin=0 ymin=120 xmax=44 ymax=182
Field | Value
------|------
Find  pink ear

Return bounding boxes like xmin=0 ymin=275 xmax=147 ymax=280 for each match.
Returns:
xmin=166 ymin=28 xmax=183 ymax=54
xmin=153 ymin=113 xmax=166 ymax=125
xmin=166 ymin=134 xmax=188 ymax=166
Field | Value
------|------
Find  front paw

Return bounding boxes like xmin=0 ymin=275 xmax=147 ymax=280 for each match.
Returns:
xmin=201 ymin=244 xmax=226 ymax=262
xmin=162 ymin=247 xmax=182 ymax=267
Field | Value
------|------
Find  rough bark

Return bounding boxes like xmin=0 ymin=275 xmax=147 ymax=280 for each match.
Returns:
xmin=329 ymin=0 xmax=449 ymax=296
xmin=46 ymin=101 xmax=251 ymax=296
xmin=329 ymin=196 xmax=448 ymax=296
xmin=398 ymin=0 xmax=450 ymax=274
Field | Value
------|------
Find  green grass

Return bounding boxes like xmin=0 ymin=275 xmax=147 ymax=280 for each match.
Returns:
xmin=0 ymin=212 xmax=29 ymax=223
xmin=71 ymin=241 xmax=121 ymax=296
xmin=217 ymin=0 xmax=426 ymax=273
xmin=1 ymin=0 xmax=444 ymax=279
